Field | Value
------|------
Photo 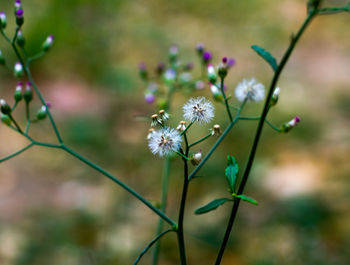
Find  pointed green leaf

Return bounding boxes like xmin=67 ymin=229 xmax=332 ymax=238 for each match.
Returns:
xmin=194 ymin=198 xmax=232 ymax=215
xmin=225 ymin=155 xmax=239 ymax=193
xmin=236 ymin=194 xmax=258 ymax=206
xmin=251 ymin=45 xmax=278 ymax=71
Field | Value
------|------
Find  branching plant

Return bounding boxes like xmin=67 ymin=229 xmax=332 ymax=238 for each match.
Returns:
xmin=0 ymin=0 xmax=349 ymax=264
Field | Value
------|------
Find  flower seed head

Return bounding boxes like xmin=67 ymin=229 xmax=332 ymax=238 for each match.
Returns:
xmin=148 ymin=127 xmax=182 ymax=157
xmin=159 ymin=109 xmax=169 ymax=122
xmin=235 ymin=78 xmax=265 ymax=102
xmin=183 ymin=97 xmax=215 ymax=124
xmin=211 ymin=124 xmax=222 ymax=136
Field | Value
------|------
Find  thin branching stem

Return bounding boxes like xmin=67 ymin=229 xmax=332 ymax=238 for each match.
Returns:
xmin=214 ymin=10 xmax=318 ymax=265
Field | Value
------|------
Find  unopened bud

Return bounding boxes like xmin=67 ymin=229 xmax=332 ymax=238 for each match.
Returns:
xmin=24 ymin=82 xmax=33 ymax=103
xmin=1 ymin=113 xmax=11 ymax=126
xmin=270 ymin=87 xmax=280 ymax=106
xmin=36 ymin=106 xmax=47 ymax=120
xmin=144 ymin=93 xmax=155 ymax=104
xmin=191 ymin=151 xmax=202 ymax=166
xmin=0 ymin=99 xmax=11 ymax=115
xmin=156 ymin=62 xmax=165 ymax=75
xmin=207 ymin=64 xmax=217 ymax=83
xmin=16 ymin=29 xmax=25 ymax=47
xmin=210 ymin=84 xmax=223 ymax=102
xmin=138 ymin=62 xmax=148 ymax=80
xmin=14 ymin=62 xmax=23 ymax=78
xmin=211 ymin=124 xmax=222 ymax=136
xmin=281 ymin=116 xmax=300 ymax=133
xmin=176 ymin=121 xmax=186 ymax=132
xmin=0 ymin=12 xmax=7 ymax=29
xmin=14 ymin=0 xmax=22 ymax=11
xmin=15 ymin=9 xmax=24 ymax=27
xmin=202 ymin=51 xmax=212 ymax=63
xmin=14 ymin=82 xmax=23 ymax=102
xmin=164 ymin=69 xmax=176 ymax=84
xmin=169 ymin=45 xmax=178 ymax=62
xmin=42 ymin=35 xmax=54 ymax=52
xmin=196 ymin=43 xmax=204 ymax=55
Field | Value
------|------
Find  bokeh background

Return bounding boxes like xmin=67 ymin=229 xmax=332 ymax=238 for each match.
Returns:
xmin=0 ymin=0 xmax=349 ymax=264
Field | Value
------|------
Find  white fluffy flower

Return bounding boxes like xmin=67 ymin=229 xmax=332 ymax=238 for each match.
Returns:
xmin=183 ymin=97 xmax=215 ymax=124
xmin=235 ymin=78 xmax=265 ymax=102
xmin=148 ymin=127 xmax=182 ymax=157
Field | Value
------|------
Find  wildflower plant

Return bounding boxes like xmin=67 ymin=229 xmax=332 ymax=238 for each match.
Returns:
xmin=0 ymin=0 xmax=349 ymax=264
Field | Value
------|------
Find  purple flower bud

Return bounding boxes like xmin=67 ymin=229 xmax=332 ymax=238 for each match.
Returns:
xmin=43 ymin=35 xmax=54 ymax=51
xmin=156 ymin=62 xmax=165 ymax=75
xmin=202 ymin=51 xmax=212 ymax=63
xmin=222 ymin=57 xmax=227 ymax=63
xmin=15 ymin=0 xmax=22 ymax=9
xmin=16 ymin=9 xmax=23 ymax=17
xmin=196 ymin=43 xmax=204 ymax=54
xmin=195 ymin=80 xmax=205 ymax=90
xmin=169 ymin=45 xmax=178 ymax=56
xmin=138 ymin=62 xmax=146 ymax=71
xmin=145 ymin=93 xmax=155 ymax=104
xmin=294 ymin=116 xmax=300 ymax=123
xmin=138 ymin=62 xmax=147 ymax=80
xmin=227 ymin=58 xmax=235 ymax=67
xmin=46 ymin=101 xmax=52 ymax=109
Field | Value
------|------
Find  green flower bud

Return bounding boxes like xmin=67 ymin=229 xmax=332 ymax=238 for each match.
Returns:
xmin=36 ymin=106 xmax=47 ymax=120
xmin=42 ymin=35 xmax=54 ymax=52
xmin=24 ymin=82 xmax=33 ymax=103
xmin=14 ymin=62 xmax=23 ymax=78
xmin=270 ymin=87 xmax=280 ymax=106
xmin=16 ymin=30 xmax=25 ymax=47
xmin=0 ymin=99 xmax=11 ymax=115
xmin=207 ymin=65 xmax=217 ymax=83
xmin=0 ymin=12 xmax=6 ymax=29
xmin=1 ymin=113 xmax=11 ymax=126
xmin=14 ymin=82 xmax=23 ymax=102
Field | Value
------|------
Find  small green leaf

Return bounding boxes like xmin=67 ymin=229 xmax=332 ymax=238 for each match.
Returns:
xmin=194 ymin=198 xmax=232 ymax=215
xmin=251 ymin=45 xmax=278 ymax=71
xmin=236 ymin=195 xmax=258 ymax=206
xmin=225 ymin=155 xmax=239 ymax=193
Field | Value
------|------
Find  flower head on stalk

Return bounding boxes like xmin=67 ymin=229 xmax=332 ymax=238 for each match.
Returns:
xmin=148 ymin=127 xmax=182 ymax=157
xmin=235 ymin=78 xmax=265 ymax=102
xmin=183 ymin=97 xmax=214 ymax=124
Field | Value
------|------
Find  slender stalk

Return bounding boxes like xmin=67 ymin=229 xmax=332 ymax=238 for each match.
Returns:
xmin=152 ymin=158 xmax=171 ymax=265
xmin=189 ymin=133 xmax=212 ymax=148
xmin=188 ymin=100 xmax=246 ymax=181
xmin=8 ymin=114 xmax=23 ymax=133
xmin=60 ymin=144 xmax=177 ymax=227
xmin=180 ymin=121 xmax=193 ymax=136
xmin=177 ymin=156 xmax=189 ymax=265
xmin=25 ymin=102 xmax=31 ymax=134
xmin=0 ymin=143 xmax=34 ymax=163
xmin=214 ymin=10 xmax=317 ymax=265
xmin=27 ymin=51 xmax=45 ymax=65
xmin=220 ymin=77 xmax=233 ymax=121
xmin=239 ymin=116 xmax=281 ymax=132
xmin=134 ymin=228 xmax=175 ymax=265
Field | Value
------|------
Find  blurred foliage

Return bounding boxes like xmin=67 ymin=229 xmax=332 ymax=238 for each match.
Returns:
xmin=0 ymin=0 xmax=349 ymax=265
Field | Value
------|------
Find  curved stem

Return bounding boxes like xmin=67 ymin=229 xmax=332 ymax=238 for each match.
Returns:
xmin=189 ymin=133 xmax=212 ymax=148
xmin=214 ymin=10 xmax=317 ymax=265
xmin=134 ymin=228 xmax=175 ymax=265
xmin=60 ymin=144 xmax=177 ymax=227
xmin=0 ymin=143 xmax=34 ymax=163
xmin=220 ymin=77 xmax=233 ymax=121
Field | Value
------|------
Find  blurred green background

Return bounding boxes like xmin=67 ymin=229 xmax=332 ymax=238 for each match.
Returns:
xmin=0 ymin=0 xmax=349 ymax=264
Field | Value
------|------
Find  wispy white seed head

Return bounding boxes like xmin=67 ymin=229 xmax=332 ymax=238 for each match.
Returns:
xmin=235 ymin=78 xmax=265 ymax=102
xmin=183 ymin=97 xmax=215 ymax=124
xmin=148 ymin=127 xmax=182 ymax=157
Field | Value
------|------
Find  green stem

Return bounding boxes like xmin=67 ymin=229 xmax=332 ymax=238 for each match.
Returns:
xmin=0 ymin=143 xmax=34 ymax=163
xmin=239 ymin=116 xmax=281 ymax=132
xmin=214 ymin=10 xmax=317 ymax=265
xmin=189 ymin=133 xmax=212 ymax=148
xmin=177 ymin=157 xmax=189 ymax=265
xmin=152 ymin=158 xmax=171 ymax=265
xmin=188 ymin=100 xmax=246 ymax=181
xmin=134 ymin=228 xmax=175 ymax=265
xmin=25 ymin=102 xmax=31 ymax=134
xmin=220 ymin=77 xmax=233 ymax=121
xmin=8 ymin=114 xmax=23 ymax=133
xmin=60 ymin=144 xmax=176 ymax=227
xmin=27 ymin=51 xmax=45 ymax=65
